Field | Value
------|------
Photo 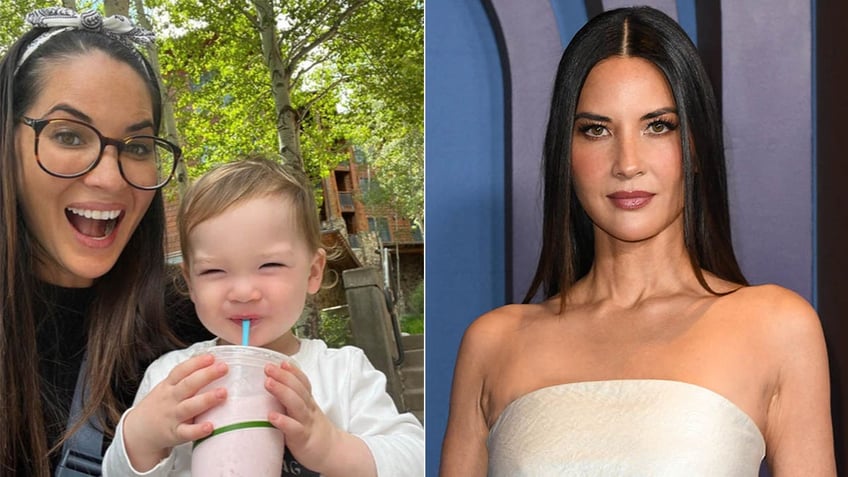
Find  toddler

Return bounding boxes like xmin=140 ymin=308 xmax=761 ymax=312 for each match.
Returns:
xmin=102 ymin=156 xmax=424 ymax=476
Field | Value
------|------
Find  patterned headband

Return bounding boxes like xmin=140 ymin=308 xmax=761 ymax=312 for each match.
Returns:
xmin=15 ymin=7 xmax=155 ymax=75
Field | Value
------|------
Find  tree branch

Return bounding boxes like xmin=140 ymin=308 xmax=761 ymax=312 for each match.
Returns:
xmin=288 ymin=0 xmax=368 ymax=70
xmin=299 ymin=75 xmax=349 ymax=118
xmin=291 ymin=50 xmax=337 ymax=87
xmin=238 ymin=2 xmax=261 ymax=30
xmin=279 ymin=0 xmax=334 ymax=59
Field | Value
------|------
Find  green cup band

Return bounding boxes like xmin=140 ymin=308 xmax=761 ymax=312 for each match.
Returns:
xmin=193 ymin=420 xmax=277 ymax=449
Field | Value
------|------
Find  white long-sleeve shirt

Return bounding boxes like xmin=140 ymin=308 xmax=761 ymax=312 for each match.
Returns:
xmin=103 ymin=338 xmax=424 ymax=476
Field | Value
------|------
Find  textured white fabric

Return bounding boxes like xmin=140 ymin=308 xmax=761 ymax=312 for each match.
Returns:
xmin=487 ymin=380 xmax=765 ymax=476
xmin=103 ymin=338 xmax=424 ymax=476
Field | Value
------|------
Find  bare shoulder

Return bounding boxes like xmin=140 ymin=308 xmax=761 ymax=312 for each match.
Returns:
xmin=725 ymin=284 xmax=819 ymax=324
xmin=727 ymin=282 xmax=809 ymax=304
xmin=454 ymin=302 xmax=555 ymax=393
xmin=458 ymin=303 xmax=541 ymax=361
xmin=722 ymin=283 xmax=824 ymax=355
xmin=442 ymin=303 xmax=546 ymax=476
xmin=727 ymin=286 xmax=835 ymax=473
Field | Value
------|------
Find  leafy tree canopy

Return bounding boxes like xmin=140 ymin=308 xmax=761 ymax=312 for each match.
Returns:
xmin=1 ymin=0 xmax=422 ymax=224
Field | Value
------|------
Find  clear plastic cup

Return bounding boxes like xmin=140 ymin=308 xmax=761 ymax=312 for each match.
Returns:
xmin=191 ymin=345 xmax=289 ymax=476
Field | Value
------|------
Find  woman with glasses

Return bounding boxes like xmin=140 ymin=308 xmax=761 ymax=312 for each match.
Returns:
xmin=0 ymin=7 xmax=209 ymax=476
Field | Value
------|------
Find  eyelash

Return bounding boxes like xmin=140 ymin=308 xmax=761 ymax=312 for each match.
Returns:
xmin=260 ymin=262 xmax=284 ymax=269
xmin=195 ymin=262 xmax=286 ymax=276
xmin=578 ymin=122 xmax=608 ymax=137
xmin=646 ymin=118 xmax=679 ymax=134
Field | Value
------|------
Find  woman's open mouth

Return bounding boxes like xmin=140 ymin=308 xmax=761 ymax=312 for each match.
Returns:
xmin=66 ymin=207 xmax=122 ymax=240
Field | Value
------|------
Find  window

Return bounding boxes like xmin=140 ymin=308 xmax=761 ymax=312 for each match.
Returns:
xmin=353 ymin=147 xmax=367 ymax=164
xmin=339 ymin=192 xmax=355 ymax=211
xmin=368 ymin=216 xmax=392 ymax=243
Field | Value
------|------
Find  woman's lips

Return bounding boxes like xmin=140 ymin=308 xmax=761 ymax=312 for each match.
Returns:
xmin=607 ymin=191 xmax=655 ymax=210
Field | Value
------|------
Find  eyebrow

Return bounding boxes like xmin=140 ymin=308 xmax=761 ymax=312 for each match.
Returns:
xmin=42 ymin=104 xmax=155 ymax=134
xmin=641 ymin=107 xmax=677 ymax=120
xmin=574 ymin=107 xmax=678 ymax=122
xmin=574 ymin=112 xmax=610 ymax=122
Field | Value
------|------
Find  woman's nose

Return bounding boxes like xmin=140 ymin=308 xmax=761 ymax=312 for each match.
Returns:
xmin=81 ymin=145 xmax=126 ymax=190
xmin=612 ymin=135 xmax=645 ymax=179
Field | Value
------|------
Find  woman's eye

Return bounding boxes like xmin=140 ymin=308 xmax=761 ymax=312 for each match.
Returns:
xmin=650 ymin=122 xmax=667 ymax=133
xmin=579 ymin=124 xmax=608 ymax=138
xmin=124 ymin=142 xmax=153 ymax=157
xmin=646 ymin=119 xmax=678 ymax=134
xmin=52 ymin=131 xmax=84 ymax=147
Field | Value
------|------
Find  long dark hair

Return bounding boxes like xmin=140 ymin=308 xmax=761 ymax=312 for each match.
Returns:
xmin=524 ymin=6 xmax=746 ymax=305
xmin=0 ymin=28 xmax=175 ymax=475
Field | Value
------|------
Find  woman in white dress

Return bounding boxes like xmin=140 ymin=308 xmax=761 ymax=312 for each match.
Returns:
xmin=440 ymin=6 xmax=835 ymax=476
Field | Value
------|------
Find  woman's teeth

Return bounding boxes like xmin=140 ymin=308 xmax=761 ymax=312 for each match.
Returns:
xmin=66 ymin=207 xmax=121 ymax=239
xmin=67 ymin=207 xmax=121 ymax=220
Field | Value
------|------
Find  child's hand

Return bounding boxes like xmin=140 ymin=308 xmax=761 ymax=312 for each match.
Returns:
xmin=264 ymin=361 xmax=336 ymax=468
xmin=264 ymin=360 xmax=377 ymax=477
xmin=122 ymin=354 xmax=229 ymax=472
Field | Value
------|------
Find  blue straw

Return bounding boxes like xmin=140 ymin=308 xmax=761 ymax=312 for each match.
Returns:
xmin=241 ymin=319 xmax=250 ymax=346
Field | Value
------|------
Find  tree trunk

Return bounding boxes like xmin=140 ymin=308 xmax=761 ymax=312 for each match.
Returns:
xmin=102 ymin=0 xmax=186 ymax=194
xmin=102 ymin=0 xmax=128 ymax=16
xmin=251 ymin=0 xmax=303 ymax=171
xmin=132 ymin=0 xmax=188 ymax=195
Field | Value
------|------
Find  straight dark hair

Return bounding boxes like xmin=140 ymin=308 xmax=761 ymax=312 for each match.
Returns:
xmin=524 ymin=6 xmax=746 ymax=305
xmin=0 ymin=28 xmax=175 ymax=475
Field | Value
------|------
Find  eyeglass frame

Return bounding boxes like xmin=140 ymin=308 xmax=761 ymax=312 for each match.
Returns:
xmin=18 ymin=116 xmax=182 ymax=191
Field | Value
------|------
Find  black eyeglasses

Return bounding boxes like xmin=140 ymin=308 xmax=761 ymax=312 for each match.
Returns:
xmin=19 ymin=116 xmax=181 ymax=190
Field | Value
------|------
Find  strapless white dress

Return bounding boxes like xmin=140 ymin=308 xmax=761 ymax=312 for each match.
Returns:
xmin=487 ymin=380 xmax=765 ymax=476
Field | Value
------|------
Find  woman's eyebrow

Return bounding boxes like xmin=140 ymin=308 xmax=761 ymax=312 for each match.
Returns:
xmin=574 ymin=108 xmax=678 ymax=122
xmin=41 ymin=103 xmax=154 ymax=133
xmin=641 ymin=107 xmax=677 ymax=120
xmin=42 ymin=104 xmax=92 ymax=123
xmin=574 ymin=112 xmax=610 ymax=122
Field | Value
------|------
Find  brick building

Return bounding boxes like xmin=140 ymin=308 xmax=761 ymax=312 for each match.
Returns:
xmin=319 ymin=147 xmax=423 ymax=314
xmin=165 ymin=198 xmax=181 ymax=263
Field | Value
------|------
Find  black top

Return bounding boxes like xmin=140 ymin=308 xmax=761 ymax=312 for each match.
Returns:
xmin=36 ymin=274 xmax=213 ymax=473
xmin=36 ymin=283 xmax=93 ymax=462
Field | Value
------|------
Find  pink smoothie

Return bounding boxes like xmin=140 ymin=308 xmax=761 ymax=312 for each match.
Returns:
xmin=191 ymin=346 xmax=289 ymax=476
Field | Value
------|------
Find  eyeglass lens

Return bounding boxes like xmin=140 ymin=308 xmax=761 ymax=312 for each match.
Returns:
xmin=36 ymin=119 xmax=176 ymax=189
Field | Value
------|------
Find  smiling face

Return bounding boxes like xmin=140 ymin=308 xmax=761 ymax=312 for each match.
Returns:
xmin=15 ymin=50 xmax=157 ymax=287
xmin=571 ymin=56 xmax=685 ymax=244
xmin=183 ymin=195 xmax=325 ymax=355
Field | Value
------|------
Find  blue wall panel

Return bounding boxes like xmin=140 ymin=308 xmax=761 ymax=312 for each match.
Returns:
xmin=424 ymin=1 xmax=505 ymax=473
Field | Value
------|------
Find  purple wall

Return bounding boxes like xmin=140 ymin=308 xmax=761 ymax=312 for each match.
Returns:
xmin=721 ymin=2 xmax=812 ymax=299
xmin=489 ymin=0 xmax=561 ymax=300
